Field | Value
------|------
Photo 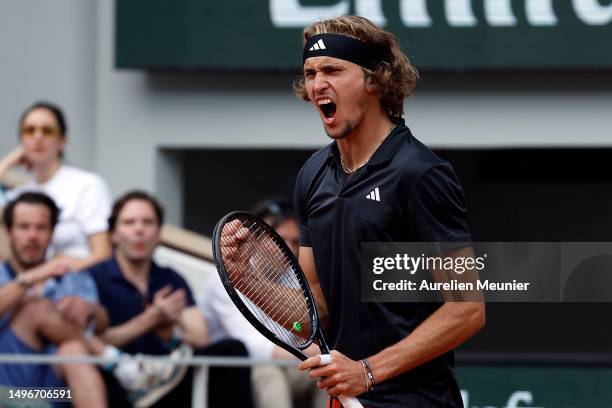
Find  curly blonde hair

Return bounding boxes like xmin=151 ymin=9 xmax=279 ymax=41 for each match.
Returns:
xmin=293 ymin=16 xmax=419 ymax=122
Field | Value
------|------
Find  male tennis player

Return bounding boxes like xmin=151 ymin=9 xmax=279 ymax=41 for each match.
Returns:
xmin=293 ymin=16 xmax=485 ymax=407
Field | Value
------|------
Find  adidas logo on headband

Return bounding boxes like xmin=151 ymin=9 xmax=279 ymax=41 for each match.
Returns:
xmin=309 ymin=39 xmax=326 ymax=51
xmin=303 ymin=33 xmax=384 ymax=70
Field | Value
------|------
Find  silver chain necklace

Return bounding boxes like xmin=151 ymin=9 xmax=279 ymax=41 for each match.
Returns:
xmin=340 ymin=124 xmax=397 ymax=175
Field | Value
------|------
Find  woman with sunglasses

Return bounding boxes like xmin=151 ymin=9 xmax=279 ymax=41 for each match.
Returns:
xmin=0 ymin=102 xmax=112 ymax=270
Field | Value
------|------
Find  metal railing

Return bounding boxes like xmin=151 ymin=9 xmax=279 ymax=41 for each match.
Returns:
xmin=0 ymin=353 xmax=297 ymax=407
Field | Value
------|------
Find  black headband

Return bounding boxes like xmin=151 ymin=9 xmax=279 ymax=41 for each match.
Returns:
xmin=302 ymin=33 xmax=384 ymax=70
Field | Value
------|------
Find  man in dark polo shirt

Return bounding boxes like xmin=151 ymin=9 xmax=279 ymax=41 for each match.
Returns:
xmin=89 ymin=190 xmax=252 ymax=407
xmin=292 ymin=16 xmax=486 ymax=407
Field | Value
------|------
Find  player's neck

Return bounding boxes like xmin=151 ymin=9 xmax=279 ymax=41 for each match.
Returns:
xmin=337 ymin=110 xmax=394 ymax=172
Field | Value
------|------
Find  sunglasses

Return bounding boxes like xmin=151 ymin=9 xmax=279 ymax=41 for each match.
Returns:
xmin=21 ymin=125 xmax=61 ymax=138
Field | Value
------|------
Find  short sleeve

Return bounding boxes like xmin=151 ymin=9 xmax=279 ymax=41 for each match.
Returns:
xmin=53 ymin=272 xmax=99 ymax=304
xmin=293 ymin=166 xmax=311 ymax=247
xmin=408 ymin=164 xmax=471 ymax=244
xmin=75 ymin=176 xmax=112 ymax=236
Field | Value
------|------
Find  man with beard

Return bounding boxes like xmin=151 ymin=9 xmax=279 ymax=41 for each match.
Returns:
xmin=0 ymin=192 xmax=108 ymax=408
xmin=292 ymin=16 xmax=485 ymax=407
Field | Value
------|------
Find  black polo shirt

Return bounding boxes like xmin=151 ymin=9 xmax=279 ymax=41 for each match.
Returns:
xmin=294 ymin=120 xmax=470 ymax=407
xmin=88 ymin=256 xmax=196 ymax=355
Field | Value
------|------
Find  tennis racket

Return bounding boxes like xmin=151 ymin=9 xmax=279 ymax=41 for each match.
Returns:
xmin=212 ymin=211 xmax=363 ymax=408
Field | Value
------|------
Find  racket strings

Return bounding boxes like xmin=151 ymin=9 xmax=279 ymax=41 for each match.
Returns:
xmin=224 ymin=227 xmax=307 ymax=320
xmin=237 ymin=290 xmax=311 ymax=347
xmin=235 ymin=222 xmax=306 ymax=305
xmin=232 ymin=259 xmax=307 ymax=336
xmin=220 ymin=218 xmax=314 ymax=347
xmin=245 ymin=227 xmax=313 ymax=339
xmin=247 ymin=245 xmax=308 ymax=315
xmin=238 ymin=254 xmax=312 ymax=346
xmin=248 ymin=231 xmax=313 ymax=326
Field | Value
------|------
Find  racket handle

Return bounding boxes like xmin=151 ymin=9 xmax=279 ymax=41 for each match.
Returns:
xmin=319 ymin=354 xmax=364 ymax=408
xmin=338 ymin=395 xmax=364 ymax=408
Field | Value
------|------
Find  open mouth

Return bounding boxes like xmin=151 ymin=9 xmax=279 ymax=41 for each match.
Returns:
xmin=317 ymin=98 xmax=337 ymax=122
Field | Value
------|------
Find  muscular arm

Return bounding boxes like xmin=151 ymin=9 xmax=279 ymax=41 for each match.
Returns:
xmin=369 ymin=245 xmax=485 ymax=383
xmin=370 ymin=302 xmax=484 ymax=382
xmin=310 ymin=300 xmax=485 ymax=397
xmin=302 ymin=246 xmax=485 ymax=396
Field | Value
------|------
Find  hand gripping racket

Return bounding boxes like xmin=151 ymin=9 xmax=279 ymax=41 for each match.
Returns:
xmin=212 ymin=211 xmax=363 ymax=408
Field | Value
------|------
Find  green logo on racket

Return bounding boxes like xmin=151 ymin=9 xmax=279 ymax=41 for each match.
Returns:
xmin=292 ymin=322 xmax=302 ymax=332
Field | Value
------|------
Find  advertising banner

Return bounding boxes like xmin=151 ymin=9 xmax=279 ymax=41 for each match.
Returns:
xmin=116 ymin=1 xmax=612 ymax=70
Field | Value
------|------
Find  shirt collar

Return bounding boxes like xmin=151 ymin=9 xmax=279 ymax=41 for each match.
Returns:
xmin=327 ymin=119 xmax=410 ymax=169
xmin=108 ymin=254 xmax=162 ymax=284
xmin=108 ymin=256 xmax=126 ymax=282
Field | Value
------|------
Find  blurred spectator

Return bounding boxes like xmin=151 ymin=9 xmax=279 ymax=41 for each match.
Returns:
xmin=251 ymin=198 xmax=300 ymax=256
xmin=0 ymin=192 xmax=107 ymax=408
xmin=88 ymin=190 xmax=253 ymax=407
xmin=199 ymin=198 xmax=326 ymax=408
xmin=0 ymin=101 xmax=112 ymax=270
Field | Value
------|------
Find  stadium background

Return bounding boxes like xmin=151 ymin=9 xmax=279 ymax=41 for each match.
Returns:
xmin=1 ymin=1 xmax=612 ymax=406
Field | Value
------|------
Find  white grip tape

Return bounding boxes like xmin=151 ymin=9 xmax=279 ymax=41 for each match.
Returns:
xmin=338 ymin=395 xmax=364 ymax=408
xmin=318 ymin=354 xmax=364 ymax=408
xmin=319 ymin=354 xmax=332 ymax=366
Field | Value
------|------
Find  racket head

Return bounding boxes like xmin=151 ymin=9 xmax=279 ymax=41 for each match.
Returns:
xmin=212 ymin=211 xmax=320 ymax=360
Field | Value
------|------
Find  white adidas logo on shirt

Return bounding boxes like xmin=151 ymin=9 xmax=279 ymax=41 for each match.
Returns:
xmin=366 ymin=187 xmax=381 ymax=202
xmin=309 ymin=39 xmax=327 ymax=51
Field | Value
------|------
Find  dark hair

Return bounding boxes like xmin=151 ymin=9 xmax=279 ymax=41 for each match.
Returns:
xmin=108 ymin=190 xmax=164 ymax=232
xmin=251 ymin=197 xmax=295 ymax=228
xmin=3 ymin=192 xmax=60 ymax=231
xmin=19 ymin=101 xmax=68 ymax=137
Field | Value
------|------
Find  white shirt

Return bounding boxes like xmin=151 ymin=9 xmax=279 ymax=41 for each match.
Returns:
xmin=8 ymin=165 xmax=111 ymax=259
xmin=198 ymin=274 xmax=276 ymax=359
